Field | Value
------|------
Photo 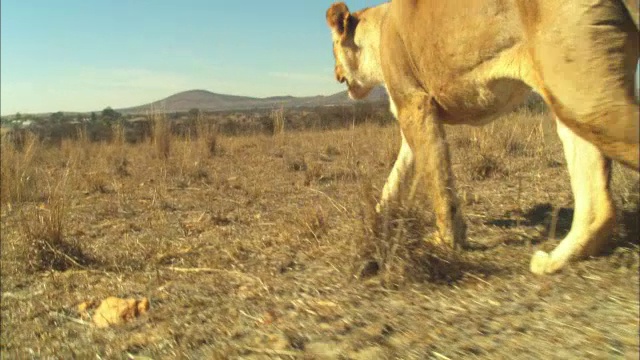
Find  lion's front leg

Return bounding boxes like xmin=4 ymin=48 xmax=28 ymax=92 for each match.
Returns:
xmin=397 ymin=94 xmax=466 ymax=249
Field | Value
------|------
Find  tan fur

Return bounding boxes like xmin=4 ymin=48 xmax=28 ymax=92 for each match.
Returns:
xmin=326 ymin=1 xmax=639 ymax=274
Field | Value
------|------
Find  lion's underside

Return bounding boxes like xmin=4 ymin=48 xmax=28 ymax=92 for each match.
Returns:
xmin=422 ymin=77 xmax=534 ymax=126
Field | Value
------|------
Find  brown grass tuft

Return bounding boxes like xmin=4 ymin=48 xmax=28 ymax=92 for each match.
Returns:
xmin=469 ymin=154 xmax=507 ymax=180
xmin=20 ymin=171 xmax=93 ymax=272
xmin=357 ymin=182 xmax=472 ymax=285
xmin=287 ymin=156 xmax=308 ymax=172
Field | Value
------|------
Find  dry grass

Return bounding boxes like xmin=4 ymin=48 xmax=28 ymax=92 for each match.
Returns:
xmin=151 ymin=112 xmax=172 ymax=160
xmin=452 ymin=110 xmax=559 ymax=182
xmin=1 ymin=108 xmax=638 ymax=359
xmin=195 ymin=113 xmax=220 ymax=157
xmin=271 ymin=106 xmax=286 ymax=136
xmin=1 ymin=131 xmax=41 ymax=205
xmin=19 ymin=169 xmax=94 ymax=273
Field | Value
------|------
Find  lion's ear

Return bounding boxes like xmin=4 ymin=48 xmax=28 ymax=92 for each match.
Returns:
xmin=326 ymin=2 xmax=353 ymax=36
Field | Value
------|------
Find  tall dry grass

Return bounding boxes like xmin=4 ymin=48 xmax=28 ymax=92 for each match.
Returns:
xmin=151 ymin=112 xmax=172 ymax=160
xmin=1 ymin=131 xmax=41 ymax=205
xmin=0 ymin=116 xmax=209 ymax=273
xmin=2 ymin=108 xmax=636 ymax=279
xmin=271 ymin=106 xmax=286 ymax=136
xmin=195 ymin=111 xmax=220 ymax=157
xmin=0 ymin=129 xmax=94 ymax=272
xmin=449 ymin=110 xmax=558 ymax=181
xmin=20 ymin=167 xmax=93 ymax=272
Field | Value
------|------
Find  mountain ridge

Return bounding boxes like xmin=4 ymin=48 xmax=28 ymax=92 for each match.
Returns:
xmin=116 ymin=87 xmax=388 ymax=114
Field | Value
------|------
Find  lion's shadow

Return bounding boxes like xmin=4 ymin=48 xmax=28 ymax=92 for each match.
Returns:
xmin=486 ymin=203 xmax=639 ymax=249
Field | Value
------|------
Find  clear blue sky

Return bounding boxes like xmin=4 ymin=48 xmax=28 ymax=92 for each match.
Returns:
xmin=1 ymin=0 xmax=386 ymax=115
xmin=2 ymin=1 xmax=637 ymax=115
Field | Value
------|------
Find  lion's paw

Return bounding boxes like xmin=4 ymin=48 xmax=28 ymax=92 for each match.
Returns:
xmin=530 ymin=250 xmax=552 ymax=275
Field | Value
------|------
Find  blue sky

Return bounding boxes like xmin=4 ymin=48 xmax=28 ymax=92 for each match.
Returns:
xmin=1 ymin=0 xmax=386 ymax=115
xmin=2 ymin=1 xmax=637 ymax=115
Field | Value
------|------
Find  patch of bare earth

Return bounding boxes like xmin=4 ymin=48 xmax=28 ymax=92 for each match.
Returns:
xmin=1 ymin=110 xmax=638 ymax=359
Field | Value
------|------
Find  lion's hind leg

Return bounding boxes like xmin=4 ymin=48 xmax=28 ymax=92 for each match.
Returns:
xmin=377 ymin=131 xmax=415 ymax=213
xmin=530 ymin=119 xmax=616 ymax=275
xmin=396 ymin=94 xmax=466 ymax=249
xmin=530 ymin=0 xmax=639 ymax=169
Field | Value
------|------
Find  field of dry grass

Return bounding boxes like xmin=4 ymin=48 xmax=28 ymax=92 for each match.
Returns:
xmin=1 ymin=109 xmax=638 ymax=359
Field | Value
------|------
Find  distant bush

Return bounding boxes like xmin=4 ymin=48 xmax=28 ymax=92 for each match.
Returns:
xmin=4 ymin=102 xmax=399 ymax=145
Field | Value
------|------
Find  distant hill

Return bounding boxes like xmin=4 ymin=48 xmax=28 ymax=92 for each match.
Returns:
xmin=116 ymin=87 xmax=388 ymax=114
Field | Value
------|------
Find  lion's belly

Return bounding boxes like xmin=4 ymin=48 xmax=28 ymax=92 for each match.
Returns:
xmin=433 ymin=77 xmax=532 ymax=126
xmin=417 ymin=33 xmax=531 ymax=125
xmin=391 ymin=0 xmax=530 ymax=124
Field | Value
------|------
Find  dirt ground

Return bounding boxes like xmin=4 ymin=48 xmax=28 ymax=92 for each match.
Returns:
xmin=1 ymin=110 xmax=638 ymax=359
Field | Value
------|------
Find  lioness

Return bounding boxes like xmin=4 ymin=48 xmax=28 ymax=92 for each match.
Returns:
xmin=326 ymin=1 xmax=639 ymax=274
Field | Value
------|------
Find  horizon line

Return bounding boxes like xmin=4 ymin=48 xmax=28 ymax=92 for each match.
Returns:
xmin=0 ymin=87 xmax=357 ymax=117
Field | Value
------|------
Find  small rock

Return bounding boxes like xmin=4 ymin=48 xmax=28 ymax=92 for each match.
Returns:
xmin=92 ymin=297 xmax=150 ymax=328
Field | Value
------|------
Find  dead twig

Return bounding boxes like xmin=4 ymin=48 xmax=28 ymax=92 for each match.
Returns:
xmin=43 ymin=240 xmax=87 ymax=269
xmin=239 ymin=309 xmax=262 ymax=322
xmin=432 ymin=351 xmax=452 ymax=360
xmin=49 ymin=312 xmax=92 ymax=326
xmin=308 ymin=188 xmax=347 ymax=213
xmin=463 ymin=272 xmax=493 ymax=287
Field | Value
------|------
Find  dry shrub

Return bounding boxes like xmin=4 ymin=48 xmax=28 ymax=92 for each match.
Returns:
xmin=287 ymin=156 xmax=308 ymax=172
xmin=1 ymin=131 xmax=41 ymax=204
xmin=20 ymin=171 xmax=92 ymax=272
xmin=355 ymin=172 xmax=471 ymax=286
